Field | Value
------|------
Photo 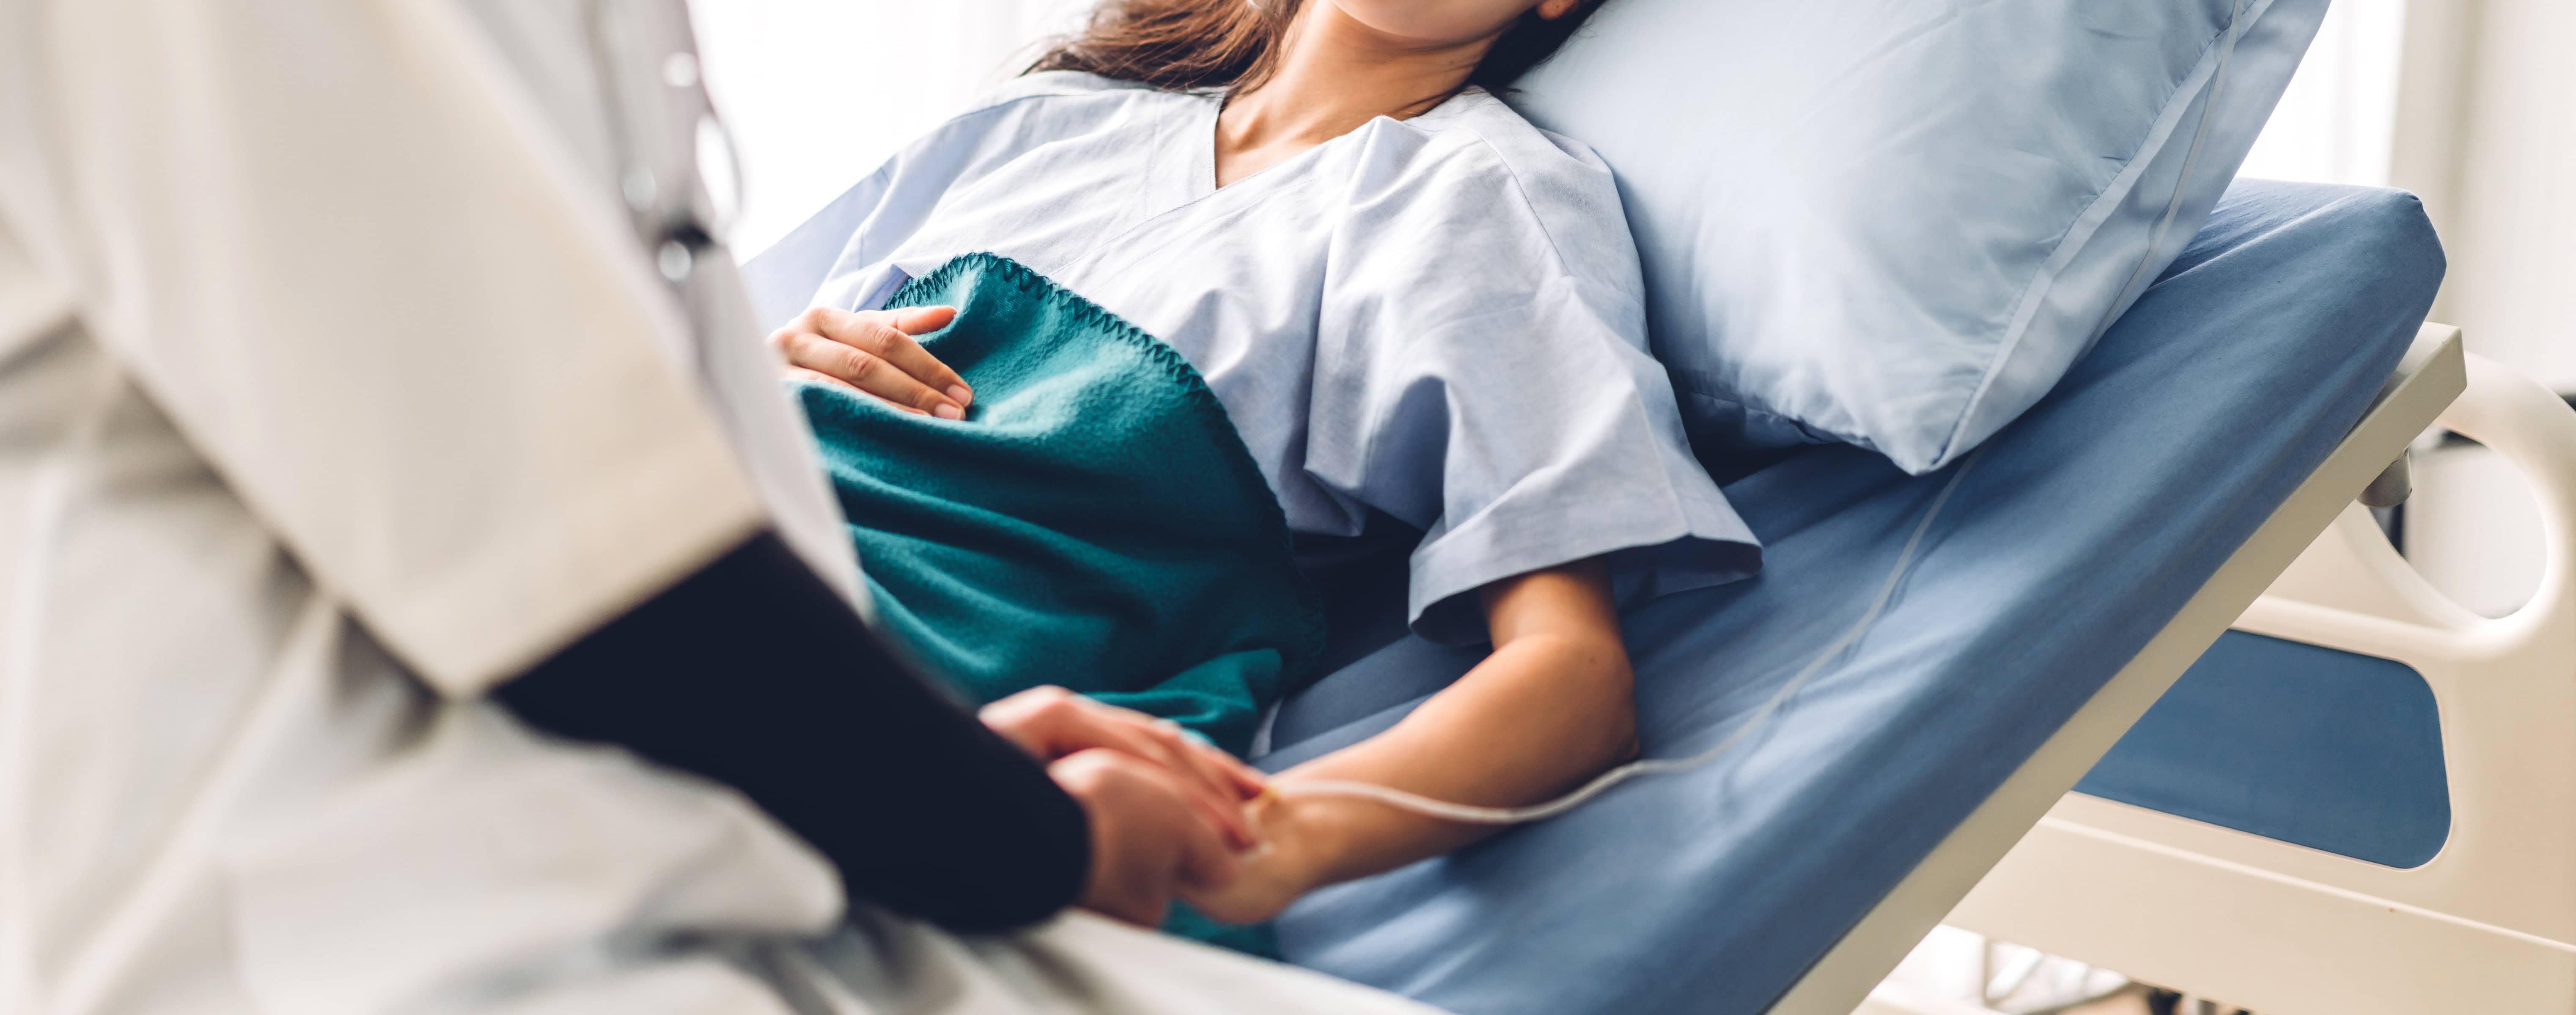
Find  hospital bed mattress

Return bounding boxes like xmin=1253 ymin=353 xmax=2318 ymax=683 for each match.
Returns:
xmin=1257 ymin=180 xmax=2445 ymax=1015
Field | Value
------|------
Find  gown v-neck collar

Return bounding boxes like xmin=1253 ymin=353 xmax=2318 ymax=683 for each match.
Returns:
xmin=1172 ymin=86 xmax=1487 ymax=205
xmin=1186 ymin=91 xmax=1353 ymax=201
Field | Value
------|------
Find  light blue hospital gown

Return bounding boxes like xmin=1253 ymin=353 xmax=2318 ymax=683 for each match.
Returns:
xmin=808 ymin=71 xmax=1759 ymax=644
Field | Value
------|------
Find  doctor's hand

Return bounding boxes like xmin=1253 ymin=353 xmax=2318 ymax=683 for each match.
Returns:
xmin=1049 ymin=747 xmax=1245 ymax=927
xmin=980 ymin=686 xmax=1266 ymax=850
xmin=769 ymin=305 xmax=973 ymax=419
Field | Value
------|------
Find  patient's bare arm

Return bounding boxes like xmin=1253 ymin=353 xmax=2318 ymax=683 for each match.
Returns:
xmin=1182 ymin=557 xmax=1637 ymax=924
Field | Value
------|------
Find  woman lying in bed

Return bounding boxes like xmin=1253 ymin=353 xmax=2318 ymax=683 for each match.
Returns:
xmin=772 ymin=0 xmax=1757 ymax=927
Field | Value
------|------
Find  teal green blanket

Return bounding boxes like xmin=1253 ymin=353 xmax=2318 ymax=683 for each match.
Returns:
xmin=799 ymin=254 xmax=1324 ymax=953
xmin=798 ymin=254 xmax=1325 ymax=756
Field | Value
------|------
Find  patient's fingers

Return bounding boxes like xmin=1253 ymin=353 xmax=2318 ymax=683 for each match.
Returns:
xmin=770 ymin=306 xmax=970 ymax=419
xmin=783 ymin=366 xmax=927 ymax=414
xmin=886 ymin=304 xmax=960 ymax=342
xmin=824 ymin=306 xmax=966 ymax=398
xmin=816 ymin=306 xmax=968 ymax=404
xmin=778 ymin=329 xmax=958 ymax=418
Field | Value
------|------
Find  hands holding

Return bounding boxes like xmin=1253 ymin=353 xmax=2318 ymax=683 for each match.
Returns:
xmin=769 ymin=305 xmax=975 ymax=419
xmin=978 ymin=687 xmax=1267 ymax=927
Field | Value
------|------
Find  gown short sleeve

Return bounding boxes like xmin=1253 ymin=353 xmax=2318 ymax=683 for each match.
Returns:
xmin=1304 ymin=127 xmax=1760 ymax=644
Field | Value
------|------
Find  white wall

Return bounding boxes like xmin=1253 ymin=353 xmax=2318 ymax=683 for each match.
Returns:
xmin=2380 ymin=0 xmax=2576 ymax=616
xmin=2234 ymin=0 xmax=2573 ymax=617
xmin=2239 ymin=0 xmax=2411 ymax=186
xmin=2399 ymin=0 xmax=2576 ymax=389
xmin=691 ymin=0 xmax=1092 ymax=255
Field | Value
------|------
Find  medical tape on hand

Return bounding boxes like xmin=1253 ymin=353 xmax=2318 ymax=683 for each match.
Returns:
xmin=1274 ymin=449 xmax=1986 ymax=825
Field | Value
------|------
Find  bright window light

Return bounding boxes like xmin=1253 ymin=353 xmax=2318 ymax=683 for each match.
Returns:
xmin=699 ymin=0 xmax=2414 ymax=254
xmin=2238 ymin=0 xmax=2409 ymax=186
xmin=693 ymin=0 xmax=1091 ymax=255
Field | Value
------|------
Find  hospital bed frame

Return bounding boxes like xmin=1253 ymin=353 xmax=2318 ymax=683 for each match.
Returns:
xmin=1939 ymin=323 xmax=2576 ymax=1015
xmin=1764 ymin=323 xmax=2474 ymax=1015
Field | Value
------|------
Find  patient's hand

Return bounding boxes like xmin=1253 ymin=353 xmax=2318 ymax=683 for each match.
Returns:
xmin=1177 ymin=790 xmax=1325 ymax=925
xmin=769 ymin=305 xmax=973 ymax=419
xmin=1050 ymin=747 xmax=1246 ymax=927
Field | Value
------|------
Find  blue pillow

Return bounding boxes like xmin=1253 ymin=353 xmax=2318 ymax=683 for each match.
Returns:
xmin=1510 ymin=0 xmax=2327 ymax=473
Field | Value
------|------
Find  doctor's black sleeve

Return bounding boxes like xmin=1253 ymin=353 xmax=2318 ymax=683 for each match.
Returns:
xmin=493 ymin=532 xmax=1090 ymax=935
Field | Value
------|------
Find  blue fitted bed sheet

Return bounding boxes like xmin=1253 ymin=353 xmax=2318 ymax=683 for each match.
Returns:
xmin=1254 ymin=180 xmax=2445 ymax=1015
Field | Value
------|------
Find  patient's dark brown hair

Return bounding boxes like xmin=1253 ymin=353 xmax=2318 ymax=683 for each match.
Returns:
xmin=1027 ymin=0 xmax=1604 ymax=99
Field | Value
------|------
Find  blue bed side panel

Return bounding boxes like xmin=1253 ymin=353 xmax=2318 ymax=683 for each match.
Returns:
xmin=2076 ymin=630 xmax=2451 ymax=867
xmin=1264 ymin=180 xmax=2446 ymax=1015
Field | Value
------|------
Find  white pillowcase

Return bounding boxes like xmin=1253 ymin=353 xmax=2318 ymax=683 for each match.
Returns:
xmin=1510 ymin=0 xmax=2327 ymax=474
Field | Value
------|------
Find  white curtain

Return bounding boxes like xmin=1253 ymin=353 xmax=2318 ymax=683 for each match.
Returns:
xmin=693 ymin=0 xmax=1095 ymax=255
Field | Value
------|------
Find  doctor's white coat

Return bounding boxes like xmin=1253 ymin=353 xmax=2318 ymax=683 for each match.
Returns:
xmin=0 ymin=0 xmax=1444 ymax=1012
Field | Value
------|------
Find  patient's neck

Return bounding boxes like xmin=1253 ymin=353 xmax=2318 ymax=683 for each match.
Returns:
xmin=1214 ymin=3 xmax=1489 ymax=188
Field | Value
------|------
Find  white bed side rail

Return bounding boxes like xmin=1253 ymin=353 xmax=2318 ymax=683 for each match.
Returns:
xmin=1795 ymin=326 xmax=2467 ymax=1015
xmin=2226 ymin=345 xmax=2576 ymax=939
xmin=1946 ymin=332 xmax=2576 ymax=1015
xmin=2260 ymin=347 xmax=2576 ymax=651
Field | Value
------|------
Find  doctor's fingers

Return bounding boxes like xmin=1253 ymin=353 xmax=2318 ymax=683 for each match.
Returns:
xmin=1058 ymin=692 xmax=1266 ymax=804
xmin=982 ymin=689 xmax=1260 ymax=847
xmin=986 ymin=689 xmax=1266 ymax=807
xmin=1113 ymin=704 xmax=1271 ymax=804
xmin=780 ymin=307 xmax=970 ymax=414
xmin=1059 ymin=690 xmax=1265 ymax=794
